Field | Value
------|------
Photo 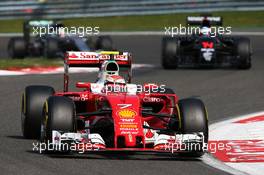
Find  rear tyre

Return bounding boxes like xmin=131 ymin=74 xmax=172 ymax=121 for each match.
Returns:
xmin=162 ymin=37 xmax=179 ymax=69
xmin=8 ymin=37 xmax=27 ymax=59
xmin=44 ymin=38 xmax=60 ymax=59
xmin=21 ymin=85 xmax=55 ymax=139
xmin=41 ymin=96 xmax=76 ymax=144
xmin=235 ymin=37 xmax=251 ymax=69
xmin=96 ymin=36 xmax=113 ymax=50
xmin=178 ymin=98 xmax=208 ymax=157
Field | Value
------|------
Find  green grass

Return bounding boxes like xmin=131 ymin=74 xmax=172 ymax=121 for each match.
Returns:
xmin=0 ymin=58 xmax=63 ymax=69
xmin=0 ymin=11 xmax=264 ymax=33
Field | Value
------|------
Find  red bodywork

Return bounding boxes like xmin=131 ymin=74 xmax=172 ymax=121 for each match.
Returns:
xmin=54 ymin=52 xmax=180 ymax=151
xmin=56 ymin=90 xmax=178 ymax=149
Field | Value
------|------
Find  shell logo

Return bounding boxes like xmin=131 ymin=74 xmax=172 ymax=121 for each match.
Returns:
xmin=117 ymin=109 xmax=137 ymax=118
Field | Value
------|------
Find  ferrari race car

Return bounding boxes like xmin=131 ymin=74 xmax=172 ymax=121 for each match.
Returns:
xmin=8 ymin=19 xmax=113 ymax=59
xmin=21 ymin=51 xmax=208 ymax=156
xmin=162 ymin=15 xmax=252 ymax=69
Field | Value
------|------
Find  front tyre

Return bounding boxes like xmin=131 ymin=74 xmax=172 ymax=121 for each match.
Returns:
xmin=178 ymin=98 xmax=208 ymax=157
xmin=21 ymin=85 xmax=55 ymax=139
xmin=162 ymin=37 xmax=179 ymax=69
xmin=41 ymin=96 xmax=76 ymax=144
xmin=235 ymin=37 xmax=251 ymax=69
xmin=8 ymin=37 xmax=27 ymax=59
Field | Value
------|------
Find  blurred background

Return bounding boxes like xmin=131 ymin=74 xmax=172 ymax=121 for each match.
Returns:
xmin=0 ymin=0 xmax=264 ymax=32
xmin=0 ymin=0 xmax=263 ymax=68
xmin=1 ymin=0 xmax=264 ymax=19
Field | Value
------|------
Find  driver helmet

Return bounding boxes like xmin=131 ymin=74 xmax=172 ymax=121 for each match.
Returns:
xmin=200 ymin=26 xmax=211 ymax=36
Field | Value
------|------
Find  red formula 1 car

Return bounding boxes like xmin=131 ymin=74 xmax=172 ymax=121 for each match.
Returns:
xmin=21 ymin=51 xmax=208 ymax=156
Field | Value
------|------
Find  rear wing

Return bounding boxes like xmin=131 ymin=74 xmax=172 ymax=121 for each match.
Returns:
xmin=186 ymin=16 xmax=223 ymax=26
xmin=64 ymin=51 xmax=132 ymax=92
xmin=65 ymin=51 xmax=132 ymax=68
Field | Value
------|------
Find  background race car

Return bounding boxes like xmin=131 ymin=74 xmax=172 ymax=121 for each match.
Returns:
xmin=162 ymin=15 xmax=252 ymax=69
xmin=21 ymin=51 xmax=208 ymax=156
xmin=8 ymin=19 xmax=113 ymax=59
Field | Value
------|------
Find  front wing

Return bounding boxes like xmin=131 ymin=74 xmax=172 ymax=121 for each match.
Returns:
xmin=40 ymin=131 xmax=206 ymax=154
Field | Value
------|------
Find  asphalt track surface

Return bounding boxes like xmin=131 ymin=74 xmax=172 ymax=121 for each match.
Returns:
xmin=0 ymin=35 xmax=264 ymax=175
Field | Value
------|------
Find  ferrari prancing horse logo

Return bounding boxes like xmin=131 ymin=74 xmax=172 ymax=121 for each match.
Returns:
xmin=117 ymin=104 xmax=132 ymax=109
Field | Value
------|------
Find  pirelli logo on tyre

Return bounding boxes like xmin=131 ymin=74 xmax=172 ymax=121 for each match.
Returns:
xmin=117 ymin=109 xmax=137 ymax=118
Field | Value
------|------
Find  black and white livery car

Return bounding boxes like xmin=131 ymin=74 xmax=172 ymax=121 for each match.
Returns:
xmin=162 ymin=16 xmax=252 ymax=69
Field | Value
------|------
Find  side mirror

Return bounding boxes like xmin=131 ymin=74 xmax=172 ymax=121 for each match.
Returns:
xmin=76 ymin=82 xmax=90 ymax=89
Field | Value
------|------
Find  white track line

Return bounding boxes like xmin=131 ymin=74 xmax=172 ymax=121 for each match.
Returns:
xmin=203 ymin=111 xmax=264 ymax=175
